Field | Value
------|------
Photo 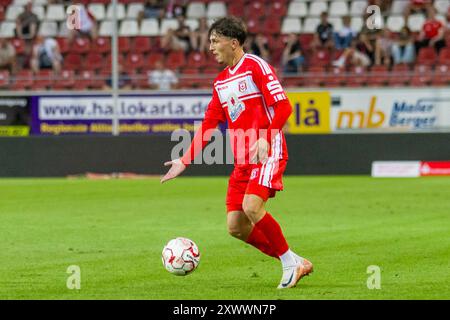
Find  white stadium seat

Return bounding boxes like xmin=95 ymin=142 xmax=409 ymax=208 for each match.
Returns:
xmin=207 ymin=2 xmax=227 ymax=19
xmin=328 ymin=17 xmax=343 ymax=32
xmin=287 ymin=2 xmax=308 ymax=18
xmin=303 ymin=17 xmax=320 ymax=33
xmin=0 ymin=22 xmax=16 ymax=37
xmin=88 ymin=4 xmax=106 ymax=21
xmin=45 ymin=4 xmax=65 ymax=21
xmin=139 ymin=19 xmax=160 ymax=36
xmin=407 ymin=13 xmax=426 ymax=32
xmin=186 ymin=2 xmax=206 ymax=19
xmin=32 ymin=6 xmax=45 ymax=20
xmin=309 ymin=1 xmax=328 ymax=16
xmin=106 ymin=3 xmax=126 ymax=20
xmin=160 ymin=18 xmax=179 ymax=35
xmin=350 ymin=1 xmax=368 ymax=16
xmin=6 ymin=6 xmax=23 ymax=21
xmin=281 ymin=17 xmax=302 ymax=34
xmin=58 ymin=21 xmax=70 ymax=37
xmin=386 ymin=15 xmax=405 ymax=32
xmin=99 ymin=20 xmax=114 ymax=37
xmin=184 ymin=18 xmax=200 ymax=31
xmin=391 ymin=0 xmax=409 ymax=15
xmin=12 ymin=0 xmax=29 ymax=6
xmin=127 ymin=3 xmax=144 ymax=19
xmin=351 ymin=17 xmax=364 ymax=33
xmin=329 ymin=1 xmax=349 ymax=17
xmin=119 ymin=20 xmax=139 ymax=36
xmin=38 ymin=21 xmax=58 ymax=37
xmin=434 ymin=0 xmax=450 ymax=14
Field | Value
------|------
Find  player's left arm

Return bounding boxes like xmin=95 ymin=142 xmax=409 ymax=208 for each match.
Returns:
xmin=250 ymin=63 xmax=292 ymax=164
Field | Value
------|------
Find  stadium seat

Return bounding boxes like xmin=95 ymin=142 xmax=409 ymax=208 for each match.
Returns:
xmin=245 ymin=1 xmax=266 ymax=20
xmin=0 ymin=70 xmax=10 ymax=88
xmin=88 ymin=4 xmax=106 ymax=21
xmin=38 ymin=21 xmax=58 ymax=37
xmin=351 ymin=17 xmax=364 ymax=33
xmin=187 ymin=51 xmax=207 ymax=68
xmin=63 ymin=54 xmax=82 ymax=70
xmin=146 ymin=53 xmax=165 ymax=69
xmin=326 ymin=67 xmax=347 ymax=87
xmin=434 ymin=0 xmax=450 ymax=15
xmin=126 ymin=3 xmax=144 ymax=19
xmin=287 ymin=1 xmax=307 ymax=18
xmin=11 ymin=70 xmax=33 ymax=90
xmin=166 ymin=51 xmax=186 ymax=70
xmin=391 ymin=0 xmax=409 ymax=15
xmin=11 ymin=37 xmax=24 ymax=54
xmin=411 ymin=64 xmax=432 ymax=86
xmin=53 ymin=70 xmax=75 ymax=90
xmin=106 ymin=3 xmax=126 ymax=20
xmin=160 ymin=18 xmax=179 ymax=35
xmin=227 ymin=2 xmax=244 ymax=17
xmin=58 ymin=21 xmax=70 ymax=37
xmin=45 ymin=4 xmax=65 ymax=21
xmin=34 ymin=70 xmax=53 ymax=89
xmin=207 ymin=1 xmax=227 ymax=19
xmin=367 ymin=65 xmax=389 ymax=87
xmin=139 ymin=18 xmax=159 ymax=36
xmin=0 ymin=21 xmax=14 ymax=37
xmin=432 ymin=64 xmax=450 ymax=85
xmin=407 ymin=14 xmax=426 ymax=32
xmin=303 ymin=17 xmax=320 ymax=33
xmin=118 ymin=37 xmax=131 ymax=53
xmin=417 ymin=47 xmax=437 ymax=65
xmin=133 ymin=36 xmax=151 ymax=54
xmin=5 ymin=6 xmax=22 ymax=21
xmin=269 ymin=1 xmax=287 ymax=18
xmin=124 ymin=53 xmax=145 ymax=70
xmin=386 ymin=16 xmax=405 ymax=32
xmin=350 ymin=0 xmax=368 ymax=16
xmin=438 ymin=47 xmax=450 ymax=64
xmin=281 ymin=17 xmax=302 ymax=34
xmin=346 ymin=66 xmax=368 ymax=87
xmin=309 ymin=1 xmax=328 ymax=16
xmin=329 ymin=1 xmax=349 ymax=17
xmin=84 ymin=53 xmax=104 ymax=70
xmin=263 ymin=18 xmax=281 ymax=35
xmin=99 ymin=20 xmax=114 ymax=37
xmin=389 ymin=64 xmax=411 ymax=86
xmin=32 ymin=5 xmax=45 ymax=20
xmin=309 ymin=49 xmax=331 ymax=66
xmin=184 ymin=18 xmax=199 ymax=32
xmin=305 ymin=66 xmax=327 ymax=87
xmin=119 ymin=20 xmax=139 ymax=36
xmin=55 ymin=37 xmax=69 ymax=54
xmin=92 ymin=37 xmax=111 ymax=54
xmin=246 ymin=18 xmax=259 ymax=34
xmin=186 ymin=2 xmax=206 ymax=19
xmin=72 ymin=37 xmax=91 ymax=54
xmin=328 ymin=17 xmax=343 ymax=32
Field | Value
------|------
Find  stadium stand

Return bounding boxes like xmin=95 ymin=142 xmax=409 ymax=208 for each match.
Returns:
xmin=0 ymin=0 xmax=448 ymax=90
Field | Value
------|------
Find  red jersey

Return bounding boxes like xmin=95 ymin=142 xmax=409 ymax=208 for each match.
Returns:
xmin=204 ymin=53 xmax=289 ymax=168
xmin=423 ymin=20 xmax=443 ymax=39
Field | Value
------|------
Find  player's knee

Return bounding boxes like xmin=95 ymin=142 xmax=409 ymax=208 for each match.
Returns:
xmin=242 ymin=199 xmax=261 ymax=221
xmin=227 ymin=225 xmax=245 ymax=240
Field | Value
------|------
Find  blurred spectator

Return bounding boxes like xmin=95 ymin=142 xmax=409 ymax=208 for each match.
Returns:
xmin=404 ymin=0 xmax=433 ymax=23
xmin=375 ymin=29 xmax=392 ymax=66
xmin=249 ymin=33 xmax=270 ymax=61
xmin=333 ymin=16 xmax=357 ymax=50
xmin=0 ymin=38 xmax=17 ymax=73
xmin=332 ymin=35 xmax=372 ymax=68
xmin=391 ymin=27 xmax=416 ymax=64
xmin=191 ymin=17 xmax=209 ymax=53
xmin=67 ymin=4 xmax=98 ymax=43
xmin=161 ymin=16 xmax=191 ymax=52
xmin=104 ymin=64 xmax=132 ymax=90
xmin=138 ymin=0 xmax=165 ymax=26
xmin=165 ymin=0 xmax=188 ymax=19
xmin=148 ymin=60 xmax=178 ymax=90
xmin=312 ymin=12 xmax=334 ymax=51
xmin=15 ymin=1 xmax=38 ymax=41
xmin=281 ymin=33 xmax=304 ymax=73
xmin=30 ymin=36 xmax=63 ymax=73
xmin=359 ymin=25 xmax=379 ymax=64
xmin=415 ymin=7 xmax=447 ymax=54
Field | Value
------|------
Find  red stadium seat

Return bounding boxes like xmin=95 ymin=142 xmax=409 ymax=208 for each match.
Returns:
xmin=299 ymin=34 xmax=314 ymax=51
xmin=84 ymin=53 xmax=105 ymax=70
xmin=11 ymin=70 xmax=33 ymax=90
xmin=124 ymin=53 xmax=145 ymax=70
xmin=72 ymin=37 xmax=91 ymax=54
xmin=367 ymin=65 xmax=389 ymax=87
xmin=262 ymin=18 xmax=281 ymax=35
xmin=269 ymin=1 xmax=287 ymax=18
xmin=11 ymin=38 xmax=25 ymax=55
xmin=53 ymin=70 xmax=75 ymax=90
xmin=246 ymin=1 xmax=266 ymax=20
xmin=64 ymin=54 xmax=82 ymax=70
xmin=56 ymin=37 xmax=70 ymax=54
xmin=388 ymin=64 xmax=411 ymax=86
xmin=35 ymin=70 xmax=53 ymax=89
xmin=432 ymin=64 xmax=450 ymax=86
xmin=166 ymin=51 xmax=186 ymax=70
xmin=0 ymin=70 xmax=10 ymax=88
xmin=417 ymin=47 xmax=437 ymax=65
xmin=187 ymin=52 xmax=207 ymax=68
xmin=305 ymin=66 xmax=327 ymax=87
xmin=346 ymin=66 xmax=368 ymax=87
xmin=118 ymin=37 xmax=131 ymax=54
xmin=0 ymin=0 xmax=12 ymax=7
xmin=74 ymin=70 xmax=103 ymax=90
xmin=92 ymin=37 xmax=111 ymax=54
xmin=228 ymin=2 xmax=245 ymax=17
xmin=146 ymin=53 xmax=165 ymax=69
xmin=309 ymin=50 xmax=331 ymax=67
xmin=133 ymin=37 xmax=152 ymax=54
xmin=438 ymin=48 xmax=450 ymax=65
xmin=326 ymin=67 xmax=347 ymax=87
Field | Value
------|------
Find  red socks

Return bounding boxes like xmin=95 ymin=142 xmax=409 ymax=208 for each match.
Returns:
xmin=246 ymin=225 xmax=279 ymax=259
xmin=247 ymin=212 xmax=289 ymax=258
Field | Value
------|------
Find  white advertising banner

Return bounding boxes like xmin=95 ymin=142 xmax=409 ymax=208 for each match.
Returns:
xmin=328 ymin=88 xmax=450 ymax=133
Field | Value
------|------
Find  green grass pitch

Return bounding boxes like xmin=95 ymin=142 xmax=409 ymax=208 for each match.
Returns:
xmin=0 ymin=176 xmax=449 ymax=300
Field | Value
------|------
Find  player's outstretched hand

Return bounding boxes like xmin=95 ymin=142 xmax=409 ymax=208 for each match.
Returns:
xmin=250 ymin=138 xmax=270 ymax=164
xmin=161 ymin=158 xmax=186 ymax=184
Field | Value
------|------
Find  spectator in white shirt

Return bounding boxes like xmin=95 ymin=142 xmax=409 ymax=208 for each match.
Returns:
xmin=333 ymin=16 xmax=356 ymax=50
xmin=30 ymin=36 xmax=63 ymax=73
xmin=148 ymin=60 xmax=178 ymax=90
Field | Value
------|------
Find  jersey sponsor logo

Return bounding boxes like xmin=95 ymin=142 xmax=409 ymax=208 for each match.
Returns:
xmin=227 ymin=94 xmax=245 ymax=122
xmin=238 ymin=80 xmax=247 ymax=93
xmin=250 ymin=168 xmax=259 ymax=180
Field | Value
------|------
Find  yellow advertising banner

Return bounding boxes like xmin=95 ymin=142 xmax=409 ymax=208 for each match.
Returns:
xmin=0 ymin=126 xmax=29 ymax=136
xmin=286 ymin=92 xmax=331 ymax=134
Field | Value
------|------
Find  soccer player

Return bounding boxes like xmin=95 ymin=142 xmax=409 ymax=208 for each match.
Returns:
xmin=161 ymin=17 xmax=313 ymax=289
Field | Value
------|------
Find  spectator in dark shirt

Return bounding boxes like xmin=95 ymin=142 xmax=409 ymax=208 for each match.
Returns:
xmin=15 ymin=1 xmax=38 ymax=41
xmin=161 ymin=15 xmax=192 ymax=52
xmin=281 ymin=33 xmax=304 ymax=73
xmin=312 ymin=12 xmax=334 ymax=51
xmin=138 ymin=0 xmax=165 ymax=26
xmin=249 ymin=33 xmax=270 ymax=61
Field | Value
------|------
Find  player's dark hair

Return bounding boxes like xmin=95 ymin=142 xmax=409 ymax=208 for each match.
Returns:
xmin=208 ymin=16 xmax=247 ymax=46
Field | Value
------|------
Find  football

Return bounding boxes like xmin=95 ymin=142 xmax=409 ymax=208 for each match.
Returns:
xmin=161 ymin=237 xmax=200 ymax=276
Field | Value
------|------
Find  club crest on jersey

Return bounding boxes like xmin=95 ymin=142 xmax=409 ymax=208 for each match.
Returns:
xmin=238 ymin=80 xmax=247 ymax=93
xmin=250 ymin=168 xmax=259 ymax=180
xmin=227 ymin=95 xmax=245 ymax=122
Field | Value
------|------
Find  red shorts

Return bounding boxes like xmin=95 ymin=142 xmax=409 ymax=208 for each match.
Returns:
xmin=226 ymin=159 xmax=287 ymax=212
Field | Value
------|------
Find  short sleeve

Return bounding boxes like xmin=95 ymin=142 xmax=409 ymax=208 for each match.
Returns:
xmin=204 ymin=87 xmax=226 ymax=123
xmin=251 ymin=59 xmax=288 ymax=107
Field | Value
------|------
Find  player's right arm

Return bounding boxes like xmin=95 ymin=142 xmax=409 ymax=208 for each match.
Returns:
xmin=160 ymin=88 xmax=226 ymax=183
